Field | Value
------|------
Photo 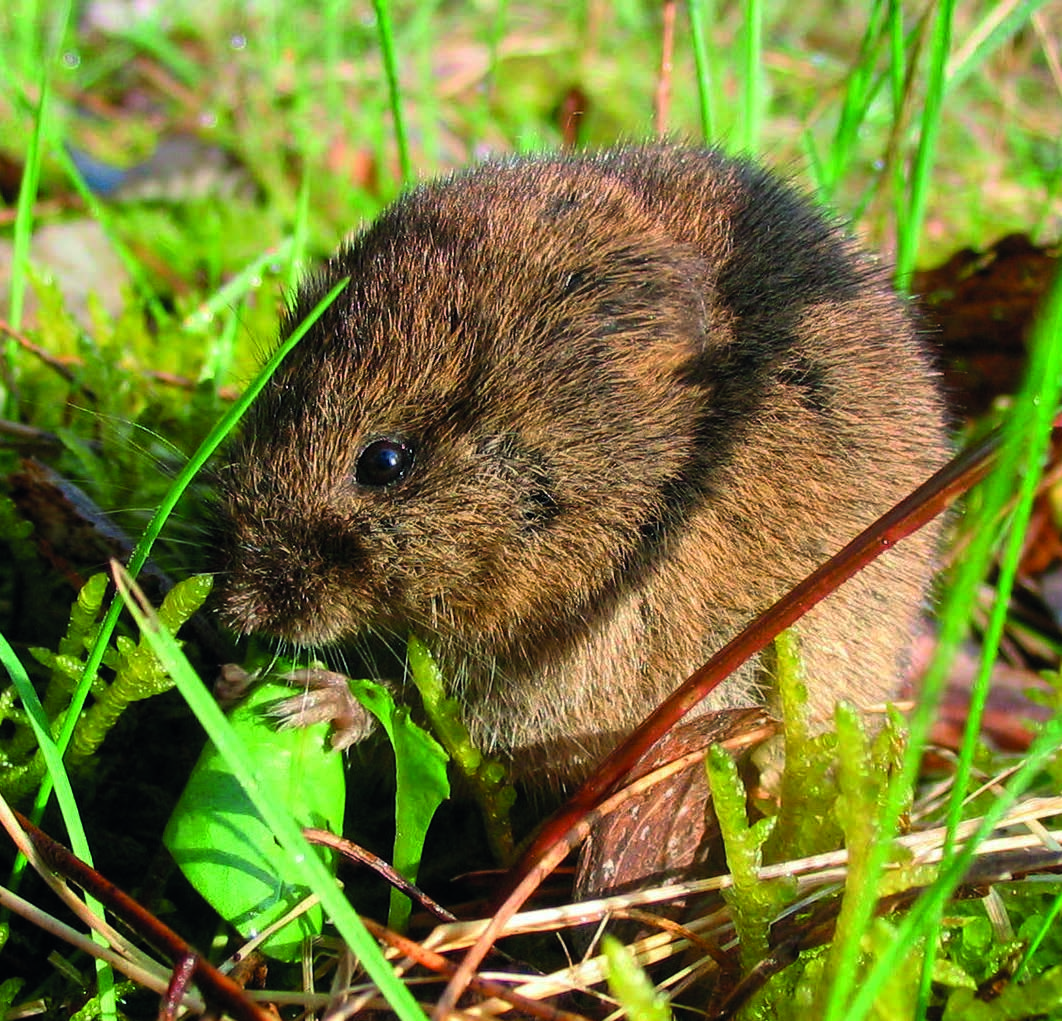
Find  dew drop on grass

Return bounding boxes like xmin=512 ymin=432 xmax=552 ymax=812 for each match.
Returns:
xmin=62 ymin=50 xmax=80 ymax=69
xmin=230 ymin=34 xmax=247 ymax=51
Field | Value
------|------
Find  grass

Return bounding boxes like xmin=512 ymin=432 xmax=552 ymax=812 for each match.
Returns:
xmin=1 ymin=2 xmax=1061 ymax=1019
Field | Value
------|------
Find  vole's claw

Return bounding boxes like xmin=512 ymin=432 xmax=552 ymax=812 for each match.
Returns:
xmin=276 ymin=667 xmax=376 ymax=749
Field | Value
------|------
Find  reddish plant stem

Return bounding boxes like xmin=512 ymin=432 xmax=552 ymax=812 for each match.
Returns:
xmin=655 ymin=0 xmax=677 ymax=134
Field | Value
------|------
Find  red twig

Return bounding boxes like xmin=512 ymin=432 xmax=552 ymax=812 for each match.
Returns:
xmin=655 ymin=0 xmax=677 ymax=135
xmin=304 ymin=828 xmax=457 ymax=923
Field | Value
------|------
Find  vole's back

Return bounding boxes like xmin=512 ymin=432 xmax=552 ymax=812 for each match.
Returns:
xmin=220 ymin=144 xmax=947 ymax=785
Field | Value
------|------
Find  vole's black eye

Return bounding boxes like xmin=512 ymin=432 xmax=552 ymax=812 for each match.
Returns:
xmin=355 ymin=439 xmax=414 ymax=487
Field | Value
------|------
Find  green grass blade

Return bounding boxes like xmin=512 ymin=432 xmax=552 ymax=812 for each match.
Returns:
xmin=196 ymin=301 xmax=242 ymax=389
xmin=110 ymin=20 xmax=202 ymax=86
xmin=287 ymin=172 xmax=312 ymax=295
xmin=372 ymin=0 xmax=412 ymax=183
xmin=687 ymin=0 xmax=717 ymax=144
xmin=922 ymin=261 xmax=1062 ymax=1011
xmin=4 ymin=0 xmax=76 ymax=341
xmin=7 ymin=76 xmax=48 ymax=342
xmin=410 ymin=1 xmax=442 ymax=172
xmin=851 ymin=713 xmax=1062 ymax=1019
xmin=0 ymin=633 xmax=88 ymax=863
xmin=182 ymin=237 xmax=295 ymax=334
xmin=1017 ymin=892 xmax=1062 ymax=979
xmin=946 ymin=0 xmax=1053 ymax=94
xmin=894 ymin=0 xmax=954 ymax=287
xmin=0 ymin=631 xmax=119 ymax=1020
xmin=738 ymin=0 xmax=765 ymax=153
xmin=823 ymin=0 xmax=888 ymax=195
xmin=49 ymin=143 xmax=169 ymax=324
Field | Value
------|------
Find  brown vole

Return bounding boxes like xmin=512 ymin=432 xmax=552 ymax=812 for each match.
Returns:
xmin=216 ymin=143 xmax=947 ymax=787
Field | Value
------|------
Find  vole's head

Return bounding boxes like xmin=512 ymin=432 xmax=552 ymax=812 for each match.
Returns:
xmin=216 ymin=159 xmax=721 ymax=658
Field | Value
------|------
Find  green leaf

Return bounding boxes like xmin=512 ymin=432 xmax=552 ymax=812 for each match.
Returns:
xmin=349 ymin=673 xmax=450 ymax=933
xmin=164 ymin=682 xmax=345 ymax=962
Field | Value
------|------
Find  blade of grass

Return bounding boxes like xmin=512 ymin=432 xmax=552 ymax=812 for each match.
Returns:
xmin=109 ymin=19 xmax=202 ymax=86
xmin=111 ymin=566 xmax=427 ymax=1021
xmin=10 ymin=0 xmax=41 ymax=77
xmin=322 ymin=0 xmax=346 ymax=120
xmin=926 ymin=250 xmax=1062 ymax=1021
xmin=920 ymin=262 xmax=1062 ymax=1010
xmin=286 ymin=171 xmax=312 ymax=295
xmin=372 ymin=0 xmax=412 ymax=184
xmin=411 ymin=1 xmax=442 ymax=173
xmin=888 ymin=0 xmax=906 ymax=118
xmin=0 ymin=23 xmax=126 ymax=1016
xmin=946 ymin=0 xmax=1053 ymax=94
xmin=48 ymin=143 xmax=168 ymax=325
xmin=887 ymin=0 xmax=909 ymax=258
xmin=850 ymin=710 xmax=1062 ymax=1019
xmin=5 ymin=0 xmax=75 ymax=350
xmin=3 ymin=40 xmax=169 ymax=326
xmin=909 ymin=324 xmax=1061 ymax=1012
xmin=196 ymin=300 xmax=241 ymax=389
xmin=6 ymin=74 xmax=48 ymax=341
xmin=738 ymin=0 xmax=764 ymax=153
xmin=0 ymin=631 xmax=120 ymax=1021
xmin=1017 ymin=891 xmax=1062 ymax=980
xmin=801 ymin=130 xmax=826 ymax=195
xmin=484 ymin=0 xmax=509 ymax=98
xmin=469 ymin=0 xmax=510 ymax=156
xmin=182 ymin=237 xmax=295 ymax=334
xmin=0 ymin=634 xmax=90 ymax=868
xmin=686 ymin=0 xmax=717 ymax=144
xmin=894 ymin=0 xmax=954 ymax=287
xmin=822 ymin=0 xmax=889 ymax=197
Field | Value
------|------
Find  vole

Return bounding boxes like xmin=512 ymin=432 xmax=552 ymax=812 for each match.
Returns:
xmin=216 ymin=143 xmax=947 ymax=787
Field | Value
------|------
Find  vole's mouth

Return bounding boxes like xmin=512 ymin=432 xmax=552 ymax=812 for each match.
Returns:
xmin=218 ymin=564 xmax=376 ymax=647
xmin=220 ymin=596 xmax=349 ymax=646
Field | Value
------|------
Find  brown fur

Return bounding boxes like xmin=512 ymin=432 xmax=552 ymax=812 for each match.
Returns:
xmin=216 ymin=143 xmax=947 ymax=786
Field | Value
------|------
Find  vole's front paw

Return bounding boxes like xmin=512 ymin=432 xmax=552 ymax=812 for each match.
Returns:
xmin=276 ymin=667 xmax=376 ymax=750
xmin=216 ymin=663 xmax=376 ymax=749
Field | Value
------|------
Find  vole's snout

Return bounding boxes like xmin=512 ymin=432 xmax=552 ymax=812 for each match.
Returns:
xmin=220 ymin=561 xmax=320 ymax=644
xmin=218 ymin=513 xmax=378 ymax=646
xmin=221 ymin=569 xmax=357 ymax=647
